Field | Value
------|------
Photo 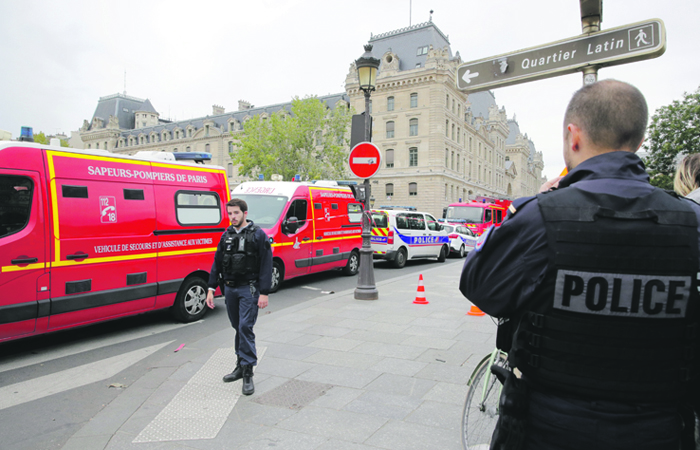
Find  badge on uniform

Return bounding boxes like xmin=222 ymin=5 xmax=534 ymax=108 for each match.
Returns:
xmin=475 ymin=226 xmax=494 ymax=253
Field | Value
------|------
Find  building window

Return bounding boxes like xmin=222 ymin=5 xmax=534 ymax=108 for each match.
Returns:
xmin=415 ymin=63 xmax=421 ymax=68
xmin=505 ymin=156 xmax=510 ymax=161
xmin=409 ymin=118 xmax=418 ymax=136
xmin=451 ymin=151 xmax=455 ymax=170
xmin=186 ymin=146 xmax=191 ymax=152
xmin=176 ymin=131 xmax=180 ymax=139
xmin=445 ymin=149 xmax=449 ymax=167
xmin=387 ymin=96 xmax=394 ymax=111
xmin=445 ymin=184 xmax=448 ymax=200
xmin=386 ymin=183 xmax=394 ymax=197
xmin=409 ymin=147 xmax=418 ymax=167
xmin=227 ymin=163 xmax=233 ymax=176
xmin=386 ymin=121 xmax=395 ymax=139
xmin=451 ymin=124 xmax=455 ymax=140
xmin=446 ymin=120 xmax=449 ymax=137
xmin=457 ymin=156 xmax=460 ymax=172
xmin=188 ymin=129 xmax=192 ymax=138
xmin=96 ymin=143 xmax=99 ymax=149
xmin=386 ymin=149 xmax=394 ymax=168
xmin=416 ymin=45 xmax=428 ymax=56
xmin=410 ymin=93 xmax=418 ymax=108
xmin=205 ymin=143 xmax=210 ymax=153
xmin=228 ymin=141 xmax=233 ymax=153
xmin=446 ymin=94 xmax=449 ymax=107
xmin=452 ymin=99 xmax=455 ymax=114
xmin=457 ymin=127 xmax=460 ymax=143
xmin=205 ymin=125 xmax=210 ymax=137
xmin=409 ymin=182 xmax=417 ymax=196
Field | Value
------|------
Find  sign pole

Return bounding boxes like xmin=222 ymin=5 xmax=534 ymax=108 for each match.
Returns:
xmin=580 ymin=0 xmax=602 ymax=85
xmin=354 ymin=88 xmax=379 ymax=300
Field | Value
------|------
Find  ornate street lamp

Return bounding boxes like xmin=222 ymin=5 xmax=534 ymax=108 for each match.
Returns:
xmin=354 ymin=44 xmax=380 ymax=301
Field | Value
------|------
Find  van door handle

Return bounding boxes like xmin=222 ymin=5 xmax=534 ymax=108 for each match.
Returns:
xmin=304 ymin=237 xmax=312 ymax=241
xmin=11 ymin=257 xmax=38 ymax=265
xmin=67 ymin=253 xmax=89 ymax=260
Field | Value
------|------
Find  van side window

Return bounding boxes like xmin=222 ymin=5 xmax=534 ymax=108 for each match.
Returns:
xmin=396 ymin=214 xmax=409 ymax=230
xmin=62 ymin=185 xmax=88 ymax=198
xmin=175 ymin=191 xmax=221 ymax=225
xmin=484 ymin=209 xmax=492 ymax=223
xmin=370 ymin=211 xmax=387 ymax=228
xmin=124 ymin=189 xmax=145 ymax=200
xmin=495 ymin=209 xmax=503 ymax=223
xmin=408 ymin=213 xmax=425 ymax=230
xmin=0 ymin=175 xmax=33 ymax=238
xmin=286 ymin=199 xmax=307 ymax=227
xmin=348 ymin=203 xmax=362 ymax=223
xmin=425 ymin=214 xmax=439 ymax=231
xmin=314 ymin=203 xmax=321 ymax=210
xmin=331 ymin=203 xmax=338 ymax=210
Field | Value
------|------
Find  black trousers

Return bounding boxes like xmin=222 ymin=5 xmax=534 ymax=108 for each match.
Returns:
xmin=224 ymin=283 xmax=259 ymax=366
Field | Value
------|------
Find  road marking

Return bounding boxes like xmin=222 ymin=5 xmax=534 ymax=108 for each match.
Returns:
xmin=0 ymin=320 xmax=201 ymax=374
xmin=0 ymin=341 xmax=172 ymax=411
xmin=301 ymin=286 xmax=321 ymax=290
xmin=133 ymin=346 xmax=267 ymax=442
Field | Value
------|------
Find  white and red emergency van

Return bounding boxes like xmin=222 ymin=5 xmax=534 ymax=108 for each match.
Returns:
xmin=0 ymin=142 xmax=230 ymax=343
xmin=230 ymin=180 xmax=363 ymax=292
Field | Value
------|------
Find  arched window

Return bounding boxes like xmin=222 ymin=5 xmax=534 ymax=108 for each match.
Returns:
xmin=409 ymin=118 xmax=418 ymax=136
xmin=386 ymin=183 xmax=394 ymax=197
xmin=386 ymin=121 xmax=395 ymax=139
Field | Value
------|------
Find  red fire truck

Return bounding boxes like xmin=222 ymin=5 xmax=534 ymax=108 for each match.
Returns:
xmin=443 ymin=196 xmax=512 ymax=235
xmin=0 ymin=142 xmax=230 ymax=342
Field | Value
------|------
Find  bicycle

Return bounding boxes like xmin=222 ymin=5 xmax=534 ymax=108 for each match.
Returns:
xmin=461 ymin=346 xmax=509 ymax=450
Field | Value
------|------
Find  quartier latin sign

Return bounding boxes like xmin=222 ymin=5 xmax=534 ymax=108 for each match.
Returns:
xmin=457 ymin=19 xmax=666 ymax=92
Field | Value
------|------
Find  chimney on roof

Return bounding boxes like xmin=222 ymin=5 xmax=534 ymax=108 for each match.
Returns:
xmin=212 ymin=105 xmax=225 ymax=115
xmin=238 ymin=100 xmax=253 ymax=111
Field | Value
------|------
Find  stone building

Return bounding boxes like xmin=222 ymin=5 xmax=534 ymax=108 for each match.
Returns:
xmin=345 ymin=20 xmax=545 ymax=217
xmin=77 ymin=93 xmax=349 ymax=186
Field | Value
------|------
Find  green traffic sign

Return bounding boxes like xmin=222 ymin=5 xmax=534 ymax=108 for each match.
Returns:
xmin=457 ymin=19 xmax=666 ymax=92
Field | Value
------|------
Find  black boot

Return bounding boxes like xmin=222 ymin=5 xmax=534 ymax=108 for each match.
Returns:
xmin=223 ymin=358 xmax=243 ymax=383
xmin=241 ymin=364 xmax=254 ymax=395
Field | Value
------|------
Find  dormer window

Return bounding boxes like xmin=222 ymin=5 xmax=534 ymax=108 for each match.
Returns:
xmin=416 ymin=45 xmax=429 ymax=56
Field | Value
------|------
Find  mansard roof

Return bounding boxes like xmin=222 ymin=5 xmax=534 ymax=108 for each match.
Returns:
xmin=506 ymin=118 xmax=538 ymax=162
xmin=135 ymin=98 xmax=158 ymax=114
xmin=115 ymin=93 xmax=350 ymax=138
xmin=467 ymin=91 xmax=497 ymax=123
xmin=369 ymin=20 xmax=452 ymax=71
xmin=90 ymin=93 xmax=157 ymax=131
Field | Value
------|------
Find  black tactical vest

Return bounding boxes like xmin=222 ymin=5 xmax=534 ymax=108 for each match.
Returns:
xmin=221 ymin=225 xmax=260 ymax=279
xmin=510 ymin=186 xmax=700 ymax=403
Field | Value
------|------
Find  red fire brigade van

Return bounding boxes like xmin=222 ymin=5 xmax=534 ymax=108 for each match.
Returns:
xmin=443 ymin=196 xmax=512 ymax=235
xmin=0 ymin=142 xmax=230 ymax=342
xmin=230 ymin=181 xmax=363 ymax=292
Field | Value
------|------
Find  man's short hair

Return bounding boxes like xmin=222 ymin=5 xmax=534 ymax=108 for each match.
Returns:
xmin=227 ymin=198 xmax=248 ymax=213
xmin=564 ymin=80 xmax=648 ymax=152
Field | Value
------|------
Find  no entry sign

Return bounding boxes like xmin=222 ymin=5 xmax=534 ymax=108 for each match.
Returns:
xmin=349 ymin=142 xmax=381 ymax=179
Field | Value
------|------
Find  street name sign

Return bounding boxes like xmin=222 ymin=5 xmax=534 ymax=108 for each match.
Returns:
xmin=457 ymin=19 xmax=665 ymax=92
xmin=349 ymin=142 xmax=381 ymax=179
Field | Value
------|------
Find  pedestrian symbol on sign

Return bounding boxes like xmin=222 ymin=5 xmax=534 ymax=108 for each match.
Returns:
xmin=629 ymin=25 xmax=654 ymax=50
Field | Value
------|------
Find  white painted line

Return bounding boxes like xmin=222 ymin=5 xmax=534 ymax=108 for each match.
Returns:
xmin=133 ymin=346 xmax=267 ymax=442
xmin=301 ymin=286 xmax=321 ymax=291
xmin=0 ymin=321 xmax=201 ymax=373
xmin=0 ymin=341 xmax=173 ymax=411
xmin=352 ymin=157 xmax=376 ymax=165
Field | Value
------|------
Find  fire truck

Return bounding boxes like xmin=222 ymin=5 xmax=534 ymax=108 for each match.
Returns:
xmin=442 ymin=196 xmax=512 ymax=235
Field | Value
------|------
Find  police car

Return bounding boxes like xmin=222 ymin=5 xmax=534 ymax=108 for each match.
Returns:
xmin=370 ymin=207 xmax=450 ymax=268
xmin=442 ymin=223 xmax=478 ymax=257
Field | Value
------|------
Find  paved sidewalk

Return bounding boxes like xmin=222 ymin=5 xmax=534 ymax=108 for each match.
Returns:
xmin=63 ymin=261 xmax=497 ymax=450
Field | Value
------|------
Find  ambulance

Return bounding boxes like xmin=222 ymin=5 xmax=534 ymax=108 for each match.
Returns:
xmin=443 ymin=196 xmax=512 ymax=235
xmin=0 ymin=142 xmax=230 ymax=342
xmin=230 ymin=181 xmax=363 ymax=292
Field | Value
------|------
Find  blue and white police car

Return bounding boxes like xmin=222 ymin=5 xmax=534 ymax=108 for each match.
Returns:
xmin=442 ymin=222 xmax=478 ymax=258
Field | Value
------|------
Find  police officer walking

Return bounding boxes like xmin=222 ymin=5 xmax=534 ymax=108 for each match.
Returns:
xmin=206 ymin=198 xmax=272 ymax=396
xmin=460 ymin=80 xmax=700 ymax=449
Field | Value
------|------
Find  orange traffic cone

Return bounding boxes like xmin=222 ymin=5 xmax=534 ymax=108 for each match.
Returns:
xmin=467 ymin=304 xmax=485 ymax=316
xmin=413 ymin=274 xmax=429 ymax=304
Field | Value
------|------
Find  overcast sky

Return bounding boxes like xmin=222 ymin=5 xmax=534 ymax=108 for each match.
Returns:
xmin=1 ymin=0 xmax=698 ymax=179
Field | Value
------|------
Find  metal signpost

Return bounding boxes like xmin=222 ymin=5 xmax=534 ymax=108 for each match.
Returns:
xmin=456 ymin=19 xmax=666 ymax=93
xmin=349 ymin=142 xmax=381 ymax=300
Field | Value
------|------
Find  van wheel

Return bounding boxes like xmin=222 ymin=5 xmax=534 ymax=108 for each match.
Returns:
xmin=392 ymin=247 xmax=407 ymax=269
xmin=270 ymin=261 xmax=283 ymax=293
xmin=459 ymin=245 xmax=466 ymax=258
xmin=437 ymin=245 xmax=447 ymax=263
xmin=171 ymin=277 xmax=208 ymax=323
xmin=343 ymin=250 xmax=360 ymax=276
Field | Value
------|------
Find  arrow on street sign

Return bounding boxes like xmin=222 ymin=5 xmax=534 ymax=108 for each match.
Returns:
xmin=461 ymin=69 xmax=480 ymax=84
xmin=456 ymin=18 xmax=666 ymax=92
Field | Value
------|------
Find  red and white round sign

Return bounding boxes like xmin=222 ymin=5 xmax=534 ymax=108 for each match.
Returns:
xmin=348 ymin=142 xmax=381 ymax=179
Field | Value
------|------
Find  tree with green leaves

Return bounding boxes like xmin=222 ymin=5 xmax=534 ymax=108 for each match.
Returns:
xmin=232 ymin=96 xmax=353 ymax=181
xmin=643 ymin=86 xmax=700 ymax=190
xmin=33 ymin=131 xmax=69 ymax=147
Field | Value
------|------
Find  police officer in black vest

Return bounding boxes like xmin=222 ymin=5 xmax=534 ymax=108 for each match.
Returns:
xmin=206 ymin=198 xmax=272 ymax=395
xmin=460 ymin=80 xmax=700 ymax=450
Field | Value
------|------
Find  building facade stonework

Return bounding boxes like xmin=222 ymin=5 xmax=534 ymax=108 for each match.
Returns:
xmin=345 ymin=21 xmax=545 ymax=217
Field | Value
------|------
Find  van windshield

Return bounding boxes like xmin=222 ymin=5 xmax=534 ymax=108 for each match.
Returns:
xmin=233 ymin=194 xmax=288 ymax=229
xmin=445 ymin=206 xmax=484 ymax=224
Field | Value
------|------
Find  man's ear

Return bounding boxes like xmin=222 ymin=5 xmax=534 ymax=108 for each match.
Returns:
xmin=566 ymin=123 xmax=583 ymax=153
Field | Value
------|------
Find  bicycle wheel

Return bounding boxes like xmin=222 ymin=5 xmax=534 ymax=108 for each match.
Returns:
xmin=462 ymin=351 xmax=508 ymax=450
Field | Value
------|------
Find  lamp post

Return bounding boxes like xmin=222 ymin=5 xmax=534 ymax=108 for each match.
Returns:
xmin=354 ymin=44 xmax=380 ymax=301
